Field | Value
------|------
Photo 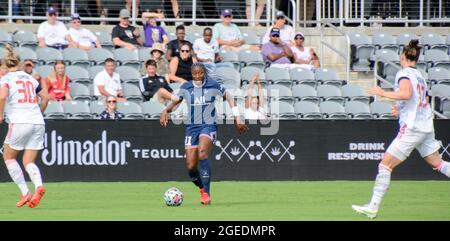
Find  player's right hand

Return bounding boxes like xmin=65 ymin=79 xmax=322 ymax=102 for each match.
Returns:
xmin=391 ymin=105 xmax=399 ymax=117
xmin=235 ymin=117 xmax=249 ymax=135
xmin=160 ymin=110 xmax=169 ymax=127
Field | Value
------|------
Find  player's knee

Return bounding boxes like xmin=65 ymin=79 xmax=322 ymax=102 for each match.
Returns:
xmin=198 ymin=148 xmax=209 ymax=160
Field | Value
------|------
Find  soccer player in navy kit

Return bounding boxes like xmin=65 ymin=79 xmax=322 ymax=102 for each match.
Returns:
xmin=160 ymin=63 xmax=248 ymax=205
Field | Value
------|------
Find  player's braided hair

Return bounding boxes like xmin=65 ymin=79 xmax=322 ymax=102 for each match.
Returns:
xmin=4 ymin=44 xmax=20 ymax=68
xmin=402 ymin=39 xmax=421 ymax=62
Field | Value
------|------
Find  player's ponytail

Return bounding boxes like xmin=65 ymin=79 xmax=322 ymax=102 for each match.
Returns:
xmin=402 ymin=39 xmax=421 ymax=62
xmin=4 ymin=44 xmax=20 ymax=68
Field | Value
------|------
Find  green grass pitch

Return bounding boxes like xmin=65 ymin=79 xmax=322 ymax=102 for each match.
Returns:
xmin=0 ymin=181 xmax=449 ymax=220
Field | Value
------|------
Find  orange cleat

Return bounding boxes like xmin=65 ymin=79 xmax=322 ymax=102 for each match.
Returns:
xmin=200 ymin=188 xmax=211 ymax=206
xmin=16 ymin=192 xmax=31 ymax=207
xmin=28 ymin=186 xmax=46 ymax=208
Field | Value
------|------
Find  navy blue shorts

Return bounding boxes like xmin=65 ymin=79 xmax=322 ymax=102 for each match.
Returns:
xmin=184 ymin=125 xmax=217 ymax=149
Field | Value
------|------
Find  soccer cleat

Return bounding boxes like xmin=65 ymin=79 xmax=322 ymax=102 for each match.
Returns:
xmin=16 ymin=192 xmax=31 ymax=207
xmin=28 ymin=186 xmax=46 ymax=208
xmin=352 ymin=204 xmax=378 ymax=219
xmin=200 ymin=189 xmax=211 ymax=206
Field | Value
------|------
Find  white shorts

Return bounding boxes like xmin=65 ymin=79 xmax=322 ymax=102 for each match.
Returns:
xmin=4 ymin=123 xmax=45 ymax=151
xmin=386 ymin=128 xmax=441 ymax=161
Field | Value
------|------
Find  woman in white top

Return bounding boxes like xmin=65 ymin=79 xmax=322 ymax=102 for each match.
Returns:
xmin=0 ymin=45 xmax=49 ymax=208
xmin=291 ymin=32 xmax=320 ymax=70
xmin=352 ymin=40 xmax=450 ymax=219
xmin=244 ymin=74 xmax=266 ymax=120
xmin=68 ymin=13 xmax=102 ymax=51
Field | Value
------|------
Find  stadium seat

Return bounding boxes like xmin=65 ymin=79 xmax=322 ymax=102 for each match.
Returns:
xmin=186 ymin=32 xmax=202 ymax=43
xmin=116 ymin=66 xmax=141 ymax=84
xmin=421 ymin=32 xmax=447 ymax=53
xmin=62 ymin=100 xmax=93 ymax=119
xmin=113 ymin=48 xmax=141 ymax=70
xmin=242 ymin=32 xmax=260 ymax=45
xmin=0 ymin=30 xmax=13 ymax=48
xmin=66 ymin=65 xmax=91 ymax=85
xmin=170 ymin=101 xmax=188 ymax=119
xmin=117 ymin=101 xmax=145 ymax=119
xmin=138 ymin=48 xmax=151 ymax=62
xmin=267 ymin=84 xmax=295 ymax=104
xmin=88 ymin=48 xmax=114 ymax=66
xmin=345 ymin=101 xmax=372 ymax=119
xmin=372 ymin=32 xmax=399 ymax=53
xmin=12 ymin=30 xmax=38 ymax=50
xmin=241 ymin=84 xmax=268 ymax=101
xmin=292 ymin=84 xmax=319 ymax=104
xmin=374 ymin=49 xmax=400 ymax=88
xmin=16 ymin=47 xmax=37 ymax=64
xmin=44 ymin=101 xmax=66 ymax=119
xmin=265 ymin=67 xmax=292 ymax=87
xmin=94 ymin=31 xmax=114 ymax=52
xmin=63 ymin=48 xmax=90 ymax=69
xmin=348 ymin=32 xmax=375 ymax=71
xmin=219 ymin=49 xmax=240 ymax=71
xmin=169 ymin=82 xmax=182 ymax=91
xmin=36 ymin=47 xmax=63 ymax=65
xmin=370 ymin=101 xmax=395 ymax=119
xmin=396 ymin=33 xmax=419 ymax=53
xmin=290 ymin=67 xmax=317 ymax=87
xmin=240 ymin=66 xmax=266 ymax=85
xmin=446 ymin=33 xmax=450 ymax=54
xmin=294 ymin=101 xmax=322 ymax=119
xmin=315 ymin=68 xmax=345 ymax=86
xmin=317 ymin=85 xmax=345 ymax=104
xmin=0 ymin=47 xmax=5 ymax=59
xmin=226 ymin=88 xmax=245 ymax=101
xmin=269 ymin=101 xmax=297 ymax=119
xmin=141 ymin=101 xmax=165 ymax=119
xmin=35 ymin=65 xmax=53 ymax=79
xmin=428 ymin=67 xmax=450 ymax=85
xmin=89 ymin=65 xmax=105 ymax=79
xmin=69 ymin=83 xmax=91 ymax=102
xmin=431 ymin=84 xmax=450 ymax=97
xmin=89 ymin=100 xmax=106 ymax=117
xmin=319 ymin=101 xmax=348 ymax=119
xmin=342 ymin=84 xmax=371 ymax=104
xmin=122 ymin=83 xmax=144 ymax=102
xmin=216 ymin=67 xmax=240 ymax=89
xmin=424 ymin=49 xmax=450 ymax=70
xmin=238 ymin=49 xmax=265 ymax=70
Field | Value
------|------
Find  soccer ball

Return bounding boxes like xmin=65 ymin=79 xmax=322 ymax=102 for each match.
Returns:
xmin=164 ymin=187 xmax=183 ymax=206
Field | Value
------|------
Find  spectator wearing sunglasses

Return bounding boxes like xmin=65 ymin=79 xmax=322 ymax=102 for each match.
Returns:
xmin=262 ymin=11 xmax=295 ymax=45
xmin=213 ymin=9 xmax=260 ymax=52
xmin=37 ymin=7 xmax=76 ymax=50
xmin=261 ymin=28 xmax=295 ymax=68
xmin=169 ymin=42 xmax=198 ymax=83
xmin=100 ymin=96 xmax=124 ymax=120
xmin=68 ymin=13 xmax=102 ymax=51
xmin=291 ymin=32 xmax=320 ymax=70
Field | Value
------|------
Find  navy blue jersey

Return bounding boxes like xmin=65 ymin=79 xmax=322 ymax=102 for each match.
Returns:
xmin=176 ymin=79 xmax=226 ymax=126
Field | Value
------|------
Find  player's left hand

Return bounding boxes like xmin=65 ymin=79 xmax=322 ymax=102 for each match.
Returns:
xmin=160 ymin=110 xmax=169 ymax=127
xmin=368 ymin=86 xmax=385 ymax=97
xmin=391 ymin=105 xmax=399 ymax=117
xmin=235 ymin=116 xmax=249 ymax=135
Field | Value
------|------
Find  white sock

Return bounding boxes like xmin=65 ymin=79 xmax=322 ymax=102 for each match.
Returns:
xmin=369 ymin=164 xmax=392 ymax=211
xmin=5 ymin=159 xmax=29 ymax=196
xmin=25 ymin=163 xmax=43 ymax=190
xmin=434 ymin=160 xmax=450 ymax=178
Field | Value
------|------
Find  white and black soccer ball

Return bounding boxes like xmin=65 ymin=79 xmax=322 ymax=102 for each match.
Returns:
xmin=164 ymin=187 xmax=183 ymax=206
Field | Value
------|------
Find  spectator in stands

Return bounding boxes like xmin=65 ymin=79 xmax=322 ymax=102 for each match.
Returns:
xmin=45 ymin=60 xmax=72 ymax=101
xmin=142 ymin=43 xmax=169 ymax=79
xmin=112 ymin=9 xmax=144 ymax=50
xmin=100 ymin=96 xmax=124 ymax=120
xmin=213 ymin=9 xmax=260 ymax=52
xmin=22 ymin=59 xmax=43 ymax=87
xmin=291 ymin=32 xmax=320 ymax=70
xmin=68 ymin=13 xmax=102 ymax=51
xmin=262 ymin=11 xmax=295 ymax=45
xmin=166 ymin=25 xmax=192 ymax=61
xmin=245 ymin=73 xmax=266 ymax=120
xmin=245 ymin=0 xmax=266 ymax=26
xmin=163 ymin=0 xmax=181 ymax=26
xmin=94 ymin=58 xmax=126 ymax=102
xmin=261 ymin=28 xmax=296 ymax=69
xmin=37 ymin=7 xmax=75 ymax=50
xmin=139 ymin=59 xmax=179 ymax=103
xmin=142 ymin=11 xmax=169 ymax=48
xmin=125 ymin=0 xmax=140 ymax=17
xmin=169 ymin=42 xmax=197 ymax=83
xmin=193 ymin=27 xmax=234 ymax=80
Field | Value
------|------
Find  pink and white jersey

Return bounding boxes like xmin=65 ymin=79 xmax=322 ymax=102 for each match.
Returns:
xmin=394 ymin=67 xmax=433 ymax=133
xmin=0 ymin=71 xmax=45 ymax=125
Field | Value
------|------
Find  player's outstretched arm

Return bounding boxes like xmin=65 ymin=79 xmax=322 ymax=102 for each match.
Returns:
xmin=224 ymin=91 xmax=249 ymax=135
xmin=160 ymin=98 xmax=182 ymax=127
xmin=368 ymin=79 xmax=413 ymax=101
xmin=37 ymin=86 xmax=49 ymax=113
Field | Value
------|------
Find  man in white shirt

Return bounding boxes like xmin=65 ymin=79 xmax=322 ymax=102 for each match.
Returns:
xmin=262 ymin=11 xmax=295 ymax=45
xmin=93 ymin=58 xmax=126 ymax=102
xmin=193 ymin=27 xmax=234 ymax=81
xmin=37 ymin=7 xmax=75 ymax=50
xmin=68 ymin=13 xmax=102 ymax=51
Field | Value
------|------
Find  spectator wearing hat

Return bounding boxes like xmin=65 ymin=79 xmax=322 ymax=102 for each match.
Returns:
xmin=37 ymin=7 xmax=76 ymax=50
xmin=139 ymin=59 xmax=178 ymax=103
xmin=145 ymin=43 xmax=169 ymax=79
xmin=213 ymin=9 xmax=260 ymax=52
xmin=194 ymin=27 xmax=234 ymax=81
xmin=68 ymin=13 xmax=102 ymax=51
xmin=262 ymin=11 xmax=295 ymax=45
xmin=262 ymin=27 xmax=300 ymax=69
xmin=141 ymin=11 xmax=169 ymax=48
xmin=166 ymin=25 xmax=192 ymax=61
xmin=112 ymin=9 xmax=144 ymax=50
xmin=291 ymin=32 xmax=320 ymax=69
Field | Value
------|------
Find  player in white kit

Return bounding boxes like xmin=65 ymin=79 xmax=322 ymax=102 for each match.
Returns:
xmin=352 ymin=40 xmax=450 ymax=219
xmin=0 ymin=45 xmax=49 ymax=208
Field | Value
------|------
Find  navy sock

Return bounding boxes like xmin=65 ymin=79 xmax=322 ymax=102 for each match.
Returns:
xmin=188 ymin=169 xmax=204 ymax=189
xmin=199 ymin=159 xmax=211 ymax=194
